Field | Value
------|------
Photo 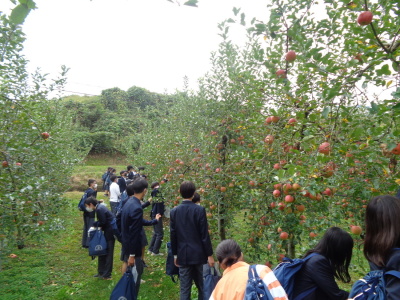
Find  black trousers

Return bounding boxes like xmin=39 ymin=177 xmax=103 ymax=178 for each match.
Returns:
xmin=148 ymin=217 xmax=164 ymax=254
xmin=82 ymin=215 xmax=95 ymax=247
xmin=98 ymin=238 xmax=115 ymax=278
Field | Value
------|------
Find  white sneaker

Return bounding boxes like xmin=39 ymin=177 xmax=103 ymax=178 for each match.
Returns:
xmin=141 ymin=279 xmax=146 ymax=284
xmin=147 ymin=251 xmax=153 ymax=255
xmin=151 ymin=252 xmax=164 ymax=256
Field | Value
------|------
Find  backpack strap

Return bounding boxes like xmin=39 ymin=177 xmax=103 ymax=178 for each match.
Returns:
xmin=385 ymin=270 xmax=400 ymax=278
xmin=248 ymin=264 xmax=261 ymax=281
xmin=292 ymin=253 xmax=320 ymax=300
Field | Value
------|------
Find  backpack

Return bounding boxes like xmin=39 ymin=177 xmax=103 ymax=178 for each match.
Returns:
xmin=88 ymin=227 xmax=108 ymax=257
xmin=166 ymin=242 xmax=179 ymax=283
xmin=244 ymin=265 xmax=274 ymax=300
xmin=77 ymin=192 xmax=88 ymax=211
xmin=272 ymin=253 xmax=319 ymax=300
xmin=203 ymin=264 xmax=221 ymax=300
xmin=111 ymin=192 xmax=130 ymax=243
xmin=101 ymin=171 xmax=108 ymax=181
xmin=348 ymin=269 xmax=400 ymax=300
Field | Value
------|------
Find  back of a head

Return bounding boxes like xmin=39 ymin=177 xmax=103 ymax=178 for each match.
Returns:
xmin=151 ymin=182 xmax=159 ymax=189
xmin=364 ymin=195 xmax=400 ymax=267
xmin=127 ymin=165 xmax=133 ymax=171
xmin=84 ymin=196 xmax=98 ymax=206
xmin=180 ymin=181 xmax=196 ymax=199
xmin=216 ymin=239 xmax=242 ymax=268
xmin=110 ymin=175 xmax=118 ymax=182
xmin=127 ymin=178 xmax=148 ymax=196
xmin=311 ymin=227 xmax=353 ymax=282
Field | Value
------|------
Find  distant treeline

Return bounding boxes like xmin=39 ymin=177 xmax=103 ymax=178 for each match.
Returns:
xmin=62 ymin=86 xmax=184 ymax=155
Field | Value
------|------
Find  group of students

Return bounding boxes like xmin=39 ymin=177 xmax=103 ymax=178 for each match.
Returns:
xmin=80 ymin=165 xmax=165 ymax=285
xmin=81 ymin=170 xmax=400 ymax=299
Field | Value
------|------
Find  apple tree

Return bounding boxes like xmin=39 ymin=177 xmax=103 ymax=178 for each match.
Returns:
xmin=0 ymin=12 xmax=81 ymax=251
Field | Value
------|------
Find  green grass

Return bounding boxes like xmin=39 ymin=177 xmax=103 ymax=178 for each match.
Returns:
xmin=0 ymin=157 xmax=371 ymax=299
xmin=0 ymin=191 xmax=180 ymax=300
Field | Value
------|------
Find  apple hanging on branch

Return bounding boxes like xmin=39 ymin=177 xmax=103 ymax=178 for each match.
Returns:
xmin=357 ymin=11 xmax=373 ymax=26
xmin=285 ymin=50 xmax=296 ymax=62
xmin=41 ymin=132 xmax=50 ymax=140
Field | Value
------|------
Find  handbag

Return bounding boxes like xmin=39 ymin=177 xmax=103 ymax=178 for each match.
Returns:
xmin=88 ymin=227 xmax=108 ymax=257
xmin=110 ymin=266 xmax=137 ymax=300
xmin=203 ymin=263 xmax=221 ymax=300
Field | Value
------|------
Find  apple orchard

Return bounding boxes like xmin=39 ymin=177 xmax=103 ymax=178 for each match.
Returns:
xmin=1 ymin=0 xmax=400 ymax=262
xmin=133 ymin=0 xmax=400 ymax=261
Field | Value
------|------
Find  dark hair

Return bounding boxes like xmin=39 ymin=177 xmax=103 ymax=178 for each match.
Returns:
xmin=180 ymin=181 xmax=196 ymax=199
xmin=110 ymin=175 xmax=118 ymax=182
xmin=84 ymin=196 xmax=98 ymax=206
xmin=127 ymin=165 xmax=134 ymax=171
xmin=88 ymin=179 xmax=96 ymax=187
xmin=127 ymin=178 xmax=148 ymax=196
xmin=151 ymin=182 xmax=159 ymax=189
xmin=305 ymin=227 xmax=353 ymax=283
xmin=216 ymin=239 xmax=242 ymax=268
xmin=192 ymin=192 xmax=200 ymax=203
xmin=364 ymin=195 xmax=400 ymax=267
xmin=120 ymin=170 xmax=127 ymax=176
xmin=138 ymin=166 xmax=145 ymax=171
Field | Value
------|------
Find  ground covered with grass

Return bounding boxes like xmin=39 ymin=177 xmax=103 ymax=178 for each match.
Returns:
xmin=0 ymin=158 xmax=371 ymax=299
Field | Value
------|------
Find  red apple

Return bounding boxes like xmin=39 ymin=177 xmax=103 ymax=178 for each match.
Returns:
xmin=41 ymin=132 xmax=50 ymax=140
xmin=276 ymin=69 xmax=286 ymax=79
xmin=350 ymin=225 xmax=362 ymax=235
xmin=279 ymin=232 xmax=289 ymax=240
xmin=285 ymin=50 xmax=296 ymax=62
xmin=292 ymin=183 xmax=301 ymax=190
xmin=296 ymin=204 xmax=305 ymax=212
xmin=285 ymin=195 xmax=294 ymax=203
xmin=288 ymin=118 xmax=297 ymax=125
xmin=354 ymin=53 xmax=363 ymax=63
xmin=249 ymin=180 xmax=256 ymax=186
xmin=273 ymin=189 xmax=281 ymax=197
xmin=2 ymin=161 xmax=9 ymax=168
xmin=264 ymin=135 xmax=274 ymax=144
xmin=274 ymin=183 xmax=282 ymax=190
xmin=273 ymin=163 xmax=281 ymax=170
xmin=391 ymin=143 xmax=400 ymax=155
xmin=278 ymin=202 xmax=286 ymax=211
xmin=16 ymin=162 xmax=22 ymax=166
xmin=309 ymin=232 xmax=317 ymax=238
xmin=9 ymin=254 xmax=18 ymax=258
xmin=271 ymin=116 xmax=280 ymax=123
xmin=357 ymin=11 xmax=373 ymax=26
xmin=220 ymin=186 xmax=227 ymax=192
xmin=265 ymin=116 xmax=273 ymax=124
xmin=318 ymin=142 xmax=331 ymax=155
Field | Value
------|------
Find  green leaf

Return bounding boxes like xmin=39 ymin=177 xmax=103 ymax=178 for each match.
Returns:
xmin=10 ymin=4 xmax=30 ymax=24
xmin=392 ymin=102 xmax=400 ymax=110
xmin=240 ymin=13 xmax=246 ymax=26
xmin=18 ymin=0 xmax=36 ymax=9
xmin=322 ymin=107 xmax=330 ymax=119
xmin=370 ymin=101 xmax=378 ymax=114
xmin=233 ymin=7 xmax=240 ymax=16
xmin=184 ymin=0 xmax=198 ymax=7
xmin=376 ymin=64 xmax=391 ymax=76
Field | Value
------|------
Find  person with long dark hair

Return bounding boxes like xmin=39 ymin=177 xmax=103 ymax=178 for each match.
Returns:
xmin=292 ymin=227 xmax=353 ymax=299
xmin=363 ymin=195 xmax=400 ymax=299
xmin=210 ymin=239 xmax=287 ymax=300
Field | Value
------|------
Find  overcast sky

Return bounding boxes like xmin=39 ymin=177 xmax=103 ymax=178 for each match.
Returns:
xmin=1 ymin=0 xmax=269 ymax=96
